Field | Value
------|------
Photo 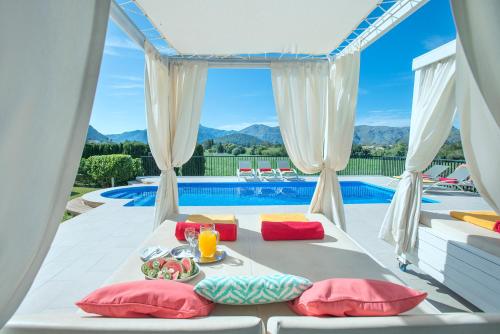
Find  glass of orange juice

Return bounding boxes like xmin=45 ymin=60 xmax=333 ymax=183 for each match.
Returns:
xmin=198 ymin=224 xmax=219 ymax=258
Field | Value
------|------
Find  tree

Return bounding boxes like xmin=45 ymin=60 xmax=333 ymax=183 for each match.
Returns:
xmin=182 ymin=144 xmax=206 ymax=176
xmin=202 ymin=139 xmax=214 ymax=150
xmin=231 ymin=146 xmax=244 ymax=156
xmin=216 ymin=143 xmax=224 ymax=154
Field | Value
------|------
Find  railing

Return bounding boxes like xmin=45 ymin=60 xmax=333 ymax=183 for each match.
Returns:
xmin=140 ymin=155 xmax=467 ymax=178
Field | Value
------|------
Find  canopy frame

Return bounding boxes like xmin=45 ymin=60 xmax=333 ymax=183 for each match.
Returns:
xmin=111 ymin=0 xmax=429 ymax=68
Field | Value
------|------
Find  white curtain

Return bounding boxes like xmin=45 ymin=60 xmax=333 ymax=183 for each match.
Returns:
xmin=144 ymin=42 xmax=208 ymax=229
xmin=271 ymin=52 xmax=360 ymax=230
xmin=0 ymin=0 xmax=110 ymax=328
xmin=310 ymin=53 xmax=360 ymax=231
xmin=379 ymin=56 xmax=456 ymax=257
xmin=452 ymin=0 xmax=500 ymax=213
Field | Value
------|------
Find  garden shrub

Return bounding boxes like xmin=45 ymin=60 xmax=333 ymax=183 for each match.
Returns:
xmin=84 ymin=154 xmax=143 ymax=187
xmin=181 ymin=144 xmax=205 ymax=176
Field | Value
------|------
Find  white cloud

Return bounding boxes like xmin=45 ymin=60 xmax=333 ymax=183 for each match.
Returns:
xmin=422 ymin=35 xmax=453 ymax=51
xmin=103 ymin=35 xmax=142 ymax=57
xmin=356 ymin=109 xmax=410 ymax=127
xmin=111 ymin=75 xmax=143 ymax=82
xmin=110 ymin=83 xmax=143 ymax=89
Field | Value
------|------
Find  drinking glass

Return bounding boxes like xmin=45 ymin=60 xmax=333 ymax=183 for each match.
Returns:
xmin=184 ymin=227 xmax=199 ymax=257
xmin=198 ymin=224 xmax=219 ymax=258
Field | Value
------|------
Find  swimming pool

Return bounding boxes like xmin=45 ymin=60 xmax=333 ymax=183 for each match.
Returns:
xmin=101 ymin=181 xmax=438 ymax=206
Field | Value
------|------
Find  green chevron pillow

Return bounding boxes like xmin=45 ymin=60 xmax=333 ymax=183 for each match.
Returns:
xmin=194 ymin=274 xmax=312 ymax=305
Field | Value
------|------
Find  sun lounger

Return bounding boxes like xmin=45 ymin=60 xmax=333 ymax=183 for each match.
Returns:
xmin=256 ymin=161 xmax=277 ymax=180
xmin=276 ymin=160 xmax=299 ymax=180
xmin=423 ymin=165 xmax=471 ymax=193
xmin=236 ymin=161 xmax=255 ymax=180
xmin=388 ymin=164 xmax=448 ymax=187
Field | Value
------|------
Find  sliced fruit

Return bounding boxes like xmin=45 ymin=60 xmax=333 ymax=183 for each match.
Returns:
xmin=151 ymin=259 xmax=162 ymax=270
xmin=141 ymin=262 xmax=150 ymax=274
xmin=181 ymin=257 xmax=193 ymax=274
xmin=164 ymin=259 xmax=184 ymax=274
xmin=147 ymin=268 xmax=158 ymax=278
xmin=171 ymin=271 xmax=179 ymax=280
xmin=157 ymin=268 xmax=170 ymax=280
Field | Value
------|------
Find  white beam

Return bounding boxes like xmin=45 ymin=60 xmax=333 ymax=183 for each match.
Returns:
xmin=339 ymin=0 xmax=430 ymax=56
xmin=412 ymin=39 xmax=456 ymax=71
xmin=109 ymin=0 xmax=147 ymax=49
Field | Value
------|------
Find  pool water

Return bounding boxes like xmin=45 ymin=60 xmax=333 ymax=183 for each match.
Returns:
xmin=101 ymin=181 xmax=438 ymax=207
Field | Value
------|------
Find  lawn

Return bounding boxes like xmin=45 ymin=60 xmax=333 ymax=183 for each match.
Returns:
xmin=69 ymin=186 xmax=99 ymax=200
xmin=63 ymin=186 xmax=100 ymax=222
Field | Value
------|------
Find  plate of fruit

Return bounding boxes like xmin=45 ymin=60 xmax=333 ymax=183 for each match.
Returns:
xmin=141 ymin=256 xmax=200 ymax=282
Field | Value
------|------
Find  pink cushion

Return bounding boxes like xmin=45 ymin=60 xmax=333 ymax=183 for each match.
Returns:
xmin=76 ymin=280 xmax=214 ymax=318
xmin=439 ymin=177 xmax=458 ymax=184
xmin=289 ymin=278 xmax=427 ymax=317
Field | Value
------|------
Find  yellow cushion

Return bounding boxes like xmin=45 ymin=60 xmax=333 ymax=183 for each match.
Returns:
xmin=259 ymin=213 xmax=308 ymax=223
xmin=450 ymin=211 xmax=500 ymax=231
xmin=186 ymin=214 xmax=236 ymax=225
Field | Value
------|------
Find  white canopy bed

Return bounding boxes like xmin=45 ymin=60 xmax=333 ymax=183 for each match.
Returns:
xmin=1 ymin=0 xmax=499 ymax=332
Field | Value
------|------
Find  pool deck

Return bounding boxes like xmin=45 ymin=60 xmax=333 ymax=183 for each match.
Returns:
xmin=15 ymin=175 xmax=489 ymax=315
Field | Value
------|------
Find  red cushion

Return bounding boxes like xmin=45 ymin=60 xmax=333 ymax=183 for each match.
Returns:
xmin=279 ymin=168 xmax=292 ymax=172
xmin=261 ymin=221 xmax=324 ymax=241
xmin=439 ymin=177 xmax=458 ymax=184
xmin=495 ymin=221 xmax=500 ymax=233
xmin=259 ymin=168 xmax=272 ymax=172
xmin=175 ymin=222 xmax=237 ymax=241
xmin=239 ymin=168 xmax=252 ymax=172
xmin=289 ymin=278 xmax=427 ymax=317
xmin=76 ymin=280 xmax=214 ymax=318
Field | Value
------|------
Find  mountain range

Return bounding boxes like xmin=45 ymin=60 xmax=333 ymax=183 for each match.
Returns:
xmin=87 ymin=124 xmax=460 ymax=146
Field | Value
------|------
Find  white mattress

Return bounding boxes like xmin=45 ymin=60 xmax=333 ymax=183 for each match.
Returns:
xmin=420 ymin=210 xmax=500 ymax=258
xmin=106 ymin=213 xmax=438 ymax=321
xmin=415 ymin=211 xmax=500 ymax=311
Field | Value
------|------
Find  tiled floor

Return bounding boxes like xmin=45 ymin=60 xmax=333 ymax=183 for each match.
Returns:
xmin=15 ymin=175 xmax=489 ymax=315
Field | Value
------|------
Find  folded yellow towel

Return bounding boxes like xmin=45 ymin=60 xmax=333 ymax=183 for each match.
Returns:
xmin=259 ymin=213 xmax=308 ymax=223
xmin=186 ymin=214 xmax=236 ymax=225
xmin=392 ymin=175 xmax=435 ymax=183
xmin=450 ymin=211 xmax=500 ymax=232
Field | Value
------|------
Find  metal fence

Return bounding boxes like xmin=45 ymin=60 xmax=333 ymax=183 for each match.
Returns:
xmin=140 ymin=155 xmax=466 ymax=178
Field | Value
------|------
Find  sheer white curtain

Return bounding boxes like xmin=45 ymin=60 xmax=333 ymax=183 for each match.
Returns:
xmin=271 ymin=52 xmax=360 ymax=230
xmin=145 ymin=43 xmax=208 ymax=228
xmin=310 ymin=52 xmax=360 ymax=231
xmin=0 ymin=0 xmax=110 ymax=328
xmin=452 ymin=0 xmax=500 ymax=213
xmin=379 ymin=57 xmax=456 ymax=257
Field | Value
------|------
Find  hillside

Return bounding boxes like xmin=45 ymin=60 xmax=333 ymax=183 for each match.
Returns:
xmin=87 ymin=124 xmax=461 ymax=147
xmin=86 ymin=125 xmax=110 ymax=142
xmin=107 ymin=129 xmax=148 ymax=143
xmin=353 ymin=125 xmax=460 ymax=145
xmin=197 ymin=125 xmax=234 ymax=143
xmin=239 ymin=124 xmax=282 ymax=144
xmin=213 ymin=133 xmax=265 ymax=146
xmin=353 ymin=125 xmax=410 ymax=145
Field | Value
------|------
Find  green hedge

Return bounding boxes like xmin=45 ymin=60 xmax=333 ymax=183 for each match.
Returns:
xmin=83 ymin=154 xmax=143 ymax=187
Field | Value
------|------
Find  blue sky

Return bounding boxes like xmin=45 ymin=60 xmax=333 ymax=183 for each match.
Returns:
xmin=91 ymin=0 xmax=456 ymax=134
